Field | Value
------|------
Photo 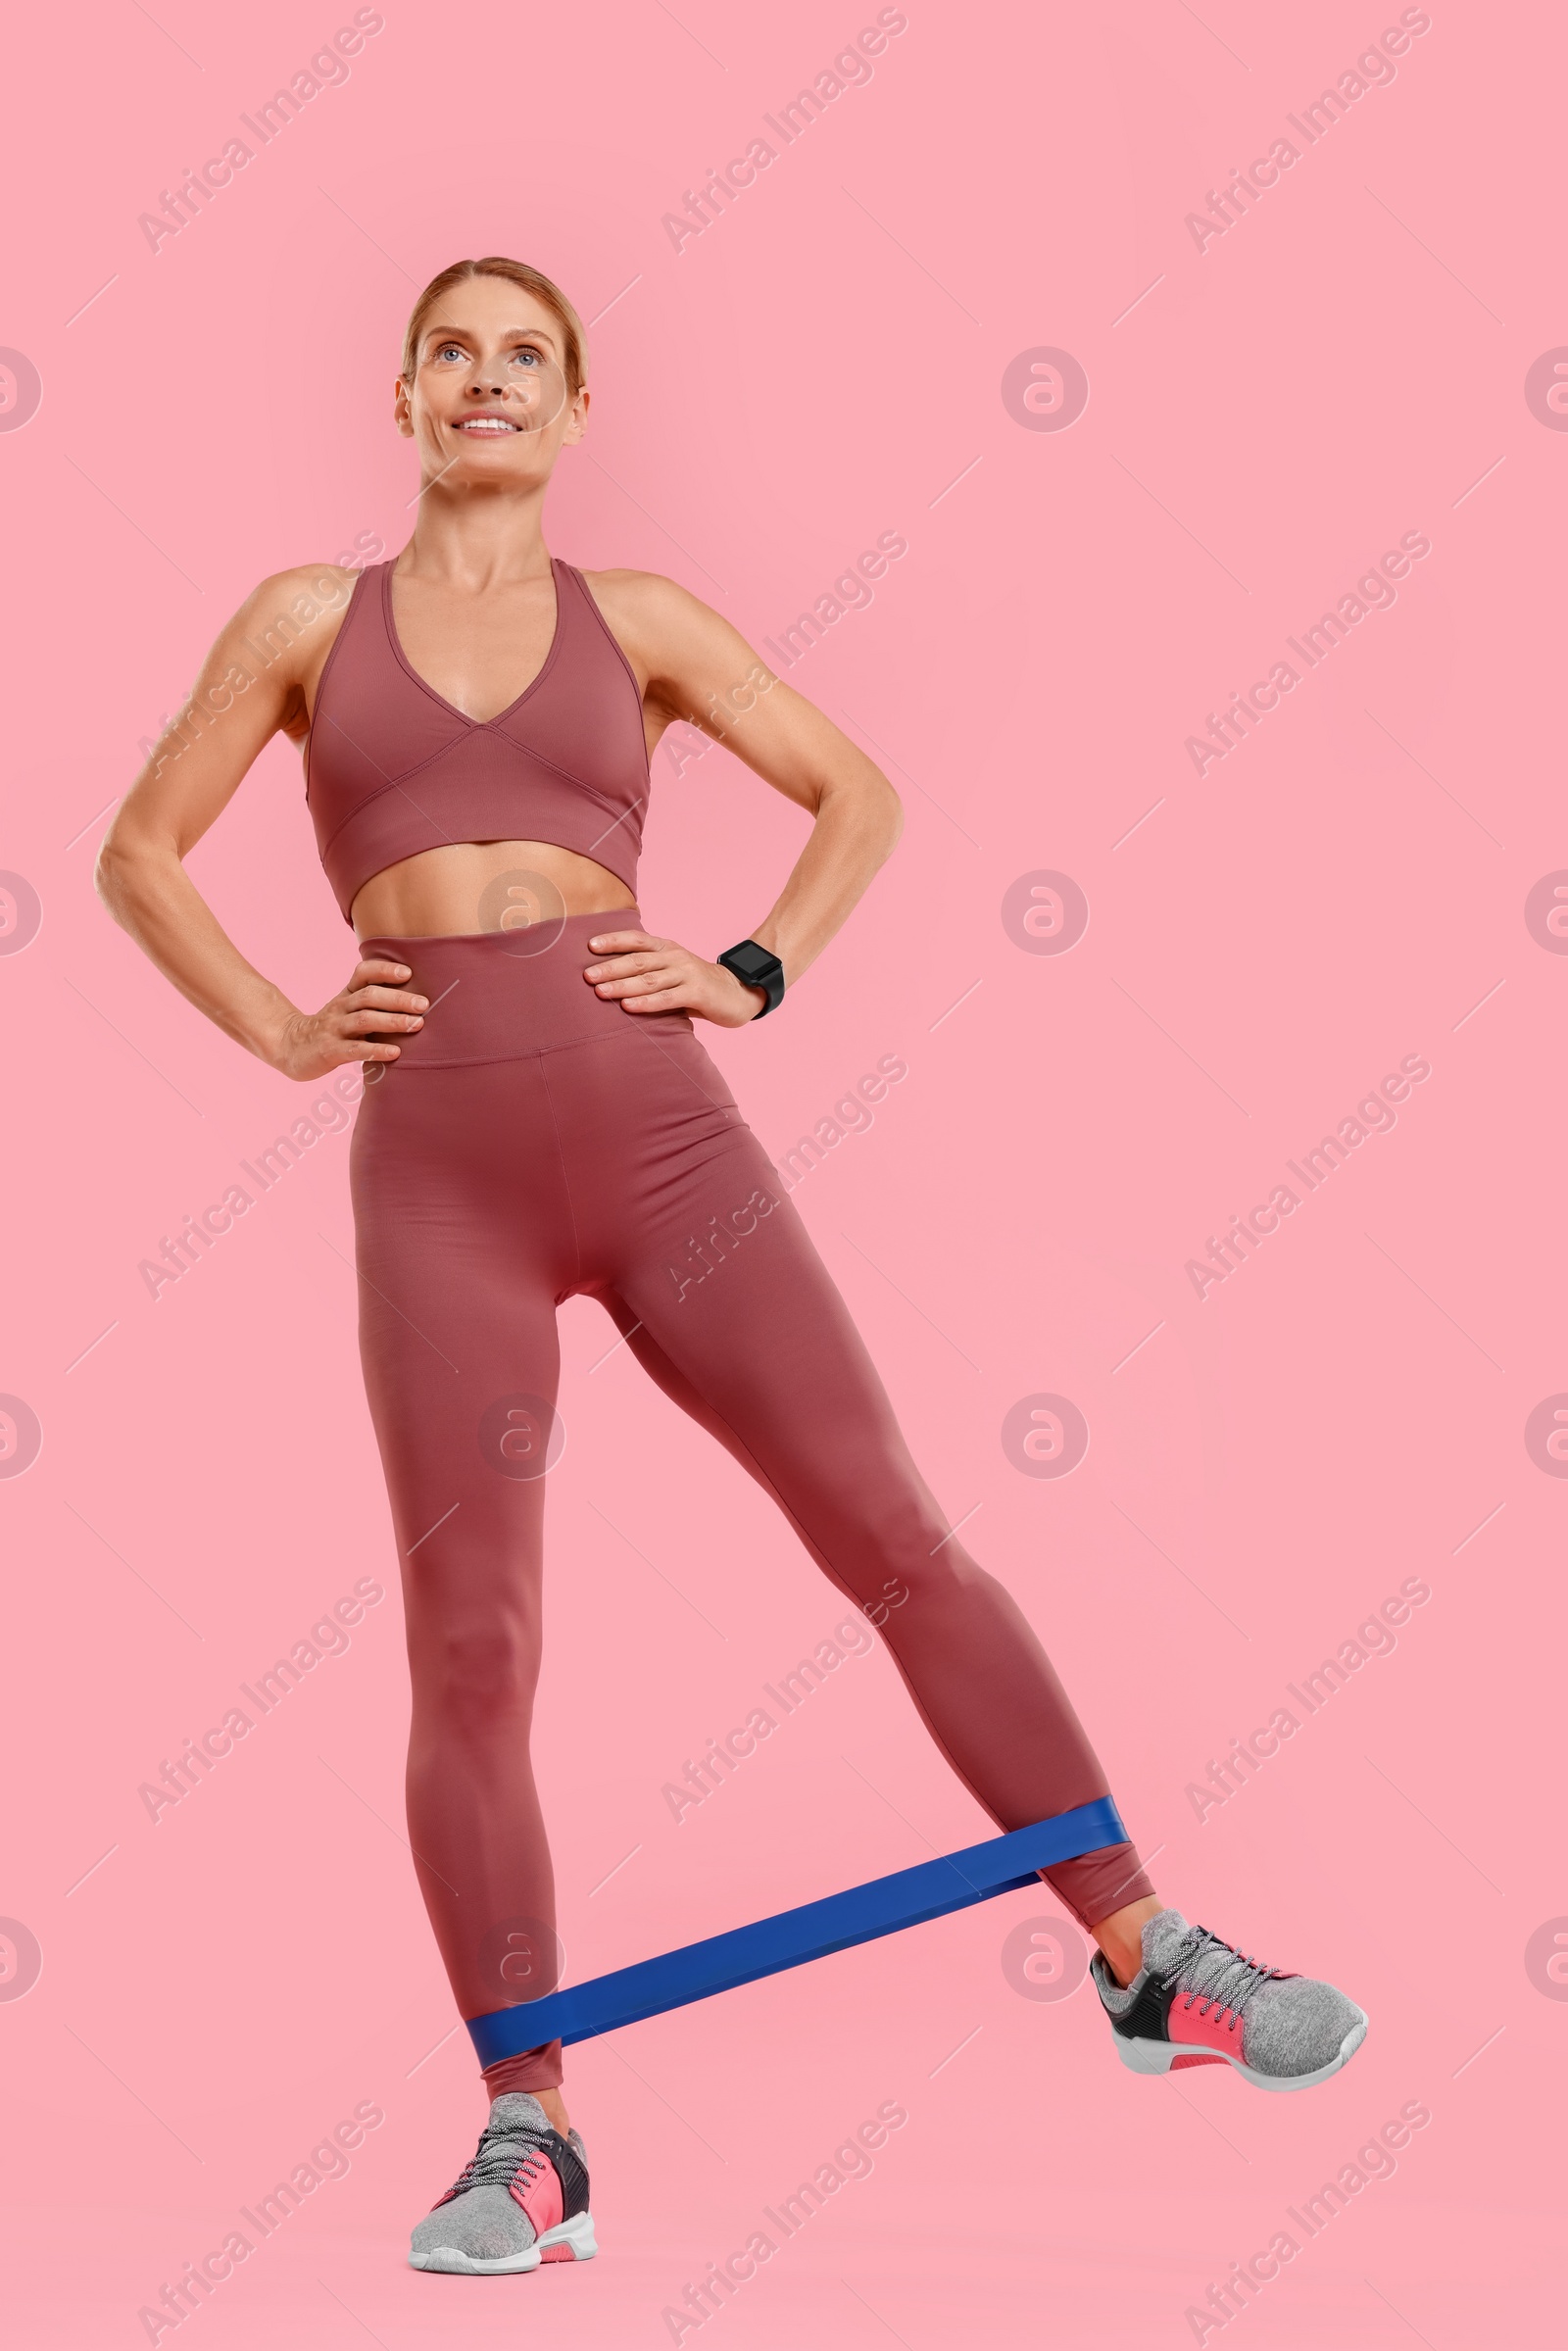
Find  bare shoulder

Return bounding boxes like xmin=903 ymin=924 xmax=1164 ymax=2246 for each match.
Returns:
xmin=226 ymin=563 xmax=366 ymax=707
xmin=576 ymin=565 xmax=740 ymax=672
xmin=237 ymin=562 xmax=363 ymax=639
xmin=577 ymin=564 xmax=710 ymax=626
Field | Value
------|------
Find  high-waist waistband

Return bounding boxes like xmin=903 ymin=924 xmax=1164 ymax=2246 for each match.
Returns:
xmin=358 ymin=910 xmax=694 ymax=1068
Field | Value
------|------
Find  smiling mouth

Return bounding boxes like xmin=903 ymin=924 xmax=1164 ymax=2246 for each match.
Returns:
xmin=456 ymin=416 xmax=522 ymax=434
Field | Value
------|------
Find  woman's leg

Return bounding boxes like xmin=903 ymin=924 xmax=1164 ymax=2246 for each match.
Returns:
xmin=582 ymin=1128 xmax=1155 ymax=1935
xmin=350 ymin=1053 xmax=575 ymax=2113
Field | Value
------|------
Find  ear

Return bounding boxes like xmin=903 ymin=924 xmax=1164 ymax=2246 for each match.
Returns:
xmin=393 ymin=374 xmax=415 ymax=439
xmin=561 ymin=385 xmax=591 ymax=448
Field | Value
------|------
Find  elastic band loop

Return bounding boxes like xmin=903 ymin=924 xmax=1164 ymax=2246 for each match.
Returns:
xmin=466 ymin=1795 xmax=1128 ymax=2066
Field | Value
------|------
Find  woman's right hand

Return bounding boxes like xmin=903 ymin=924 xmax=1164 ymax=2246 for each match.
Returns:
xmin=269 ymin=956 xmax=428 ymax=1082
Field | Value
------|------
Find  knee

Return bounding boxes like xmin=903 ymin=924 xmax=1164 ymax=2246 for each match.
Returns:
xmin=860 ymin=1556 xmax=973 ymax=1630
xmin=413 ymin=1612 xmax=541 ymax=1722
xmin=822 ymin=1486 xmax=959 ymax=1615
xmin=852 ymin=1529 xmax=999 ymax=1635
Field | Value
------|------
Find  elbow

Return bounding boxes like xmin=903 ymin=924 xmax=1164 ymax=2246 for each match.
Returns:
xmin=93 ymin=832 xmax=130 ymax=921
xmin=818 ymin=767 xmax=903 ymax=863
xmin=93 ymin=822 xmax=159 ymax=927
xmin=879 ymin=778 xmax=905 ymax=862
xmin=93 ymin=841 xmax=120 ymax=917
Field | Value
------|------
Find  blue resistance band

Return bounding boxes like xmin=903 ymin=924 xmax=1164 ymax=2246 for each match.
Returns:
xmin=466 ymin=1794 xmax=1126 ymax=2068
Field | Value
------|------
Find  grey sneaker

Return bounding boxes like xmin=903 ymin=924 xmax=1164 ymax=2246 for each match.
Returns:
xmin=1091 ymin=1909 xmax=1367 ymax=2091
xmin=409 ymin=2091 xmax=596 ymax=2275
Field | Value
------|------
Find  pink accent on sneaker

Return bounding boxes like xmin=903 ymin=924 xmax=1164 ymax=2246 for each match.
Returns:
xmin=509 ymin=2152 xmax=564 ymax=2236
xmin=539 ymin=2239 xmax=577 ymax=2262
xmin=1169 ymin=2052 xmax=1227 ymax=2070
xmin=1168 ymin=1996 xmax=1246 ymax=2058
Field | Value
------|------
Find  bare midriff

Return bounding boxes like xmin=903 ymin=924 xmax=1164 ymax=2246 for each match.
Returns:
xmin=350 ymin=840 xmax=637 ymax=940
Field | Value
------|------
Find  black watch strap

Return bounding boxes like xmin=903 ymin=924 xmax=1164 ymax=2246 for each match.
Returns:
xmin=717 ymin=939 xmax=785 ymax=1018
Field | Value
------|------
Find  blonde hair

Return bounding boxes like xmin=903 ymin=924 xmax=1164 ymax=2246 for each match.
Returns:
xmin=400 ymin=257 xmax=588 ymax=396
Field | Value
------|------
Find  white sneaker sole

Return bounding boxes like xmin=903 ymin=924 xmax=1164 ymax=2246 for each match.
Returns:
xmin=409 ymin=2209 xmax=598 ymax=2274
xmin=1113 ymin=2005 xmax=1368 ymax=2091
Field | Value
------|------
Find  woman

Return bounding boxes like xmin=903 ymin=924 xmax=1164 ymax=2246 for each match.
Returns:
xmin=98 ymin=256 xmax=1365 ymax=2278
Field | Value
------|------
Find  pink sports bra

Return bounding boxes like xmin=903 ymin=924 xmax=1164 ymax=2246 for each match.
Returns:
xmin=306 ymin=557 xmax=650 ymax=924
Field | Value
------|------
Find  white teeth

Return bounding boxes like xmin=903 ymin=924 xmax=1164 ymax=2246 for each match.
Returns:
xmin=460 ymin=418 xmax=517 ymax=431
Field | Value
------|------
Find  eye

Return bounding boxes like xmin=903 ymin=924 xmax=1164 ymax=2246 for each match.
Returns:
xmin=509 ymin=346 xmax=544 ymax=368
xmin=434 ymin=342 xmax=466 ymax=363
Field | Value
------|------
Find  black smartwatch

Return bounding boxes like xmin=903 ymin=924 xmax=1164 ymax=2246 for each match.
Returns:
xmin=717 ymin=938 xmax=785 ymax=1019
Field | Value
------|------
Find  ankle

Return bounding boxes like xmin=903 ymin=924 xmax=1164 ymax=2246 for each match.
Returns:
xmin=533 ymin=2086 xmax=571 ymax=2137
xmin=1091 ymin=1895 xmax=1165 ymax=1989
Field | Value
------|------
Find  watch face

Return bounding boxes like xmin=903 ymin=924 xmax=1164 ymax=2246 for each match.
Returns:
xmin=729 ymin=943 xmax=775 ymax=980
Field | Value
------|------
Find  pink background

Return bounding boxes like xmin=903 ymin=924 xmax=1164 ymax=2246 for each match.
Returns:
xmin=2 ymin=1 xmax=1564 ymax=2342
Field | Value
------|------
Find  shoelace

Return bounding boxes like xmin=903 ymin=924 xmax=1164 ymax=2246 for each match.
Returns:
xmin=442 ymin=2122 xmax=553 ymax=2202
xmin=1166 ymin=1925 xmax=1284 ymax=2029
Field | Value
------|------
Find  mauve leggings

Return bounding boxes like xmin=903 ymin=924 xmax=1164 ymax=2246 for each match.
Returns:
xmin=349 ymin=912 xmax=1152 ymax=2094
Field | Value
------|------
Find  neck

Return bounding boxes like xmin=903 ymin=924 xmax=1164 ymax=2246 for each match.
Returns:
xmin=402 ymin=477 xmax=553 ymax=589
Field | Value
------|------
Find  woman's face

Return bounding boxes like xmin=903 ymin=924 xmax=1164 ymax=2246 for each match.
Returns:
xmin=395 ymin=276 xmax=587 ymax=489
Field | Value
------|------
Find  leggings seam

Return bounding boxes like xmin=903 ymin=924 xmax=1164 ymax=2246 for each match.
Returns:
xmin=373 ymin=1021 xmax=714 ymax=1077
xmin=624 ymin=1015 xmax=744 ymax=1116
xmin=369 ymin=1030 xmax=677 ymax=1074
xmin=538 ymin=1056 xmax=585 ymax=1291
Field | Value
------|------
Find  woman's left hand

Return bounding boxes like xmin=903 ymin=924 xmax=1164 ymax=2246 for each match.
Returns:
xmin=582 ymin=930 xmax=768 ymax=1026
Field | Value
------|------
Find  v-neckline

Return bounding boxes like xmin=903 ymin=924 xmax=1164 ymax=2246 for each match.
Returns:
xmin=380 ymin=557 xmax=566 ymax=728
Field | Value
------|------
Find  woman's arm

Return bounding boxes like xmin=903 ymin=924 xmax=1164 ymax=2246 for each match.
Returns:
xmin=95 ymin=566 xmax=429 ymax=1081
xmin=581 ymin=570 xmax=904 ymax=1024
